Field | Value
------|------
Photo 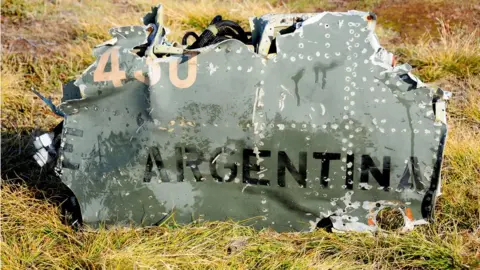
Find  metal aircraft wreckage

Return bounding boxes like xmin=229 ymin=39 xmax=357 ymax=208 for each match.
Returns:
xmin=32 ymin=4 xmax=451 ymax=232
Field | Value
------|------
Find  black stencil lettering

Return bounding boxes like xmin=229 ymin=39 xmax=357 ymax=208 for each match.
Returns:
xmin=175 ymin=146 xmax=184 ymax=182
xmin=243 ymin=148 xmax=271 ymax=185
xmin=345 ymin=154 xmax=354 ymax=189
xmin=313 ymin=152 xmax=341 ymax=187
xmin=144 ymin=146 xmax=169 ymax=182
xmin=278 ymin=151 xmax=307 ymax=187
xmin=361 ymin=155 xmax=391 ymax=188
xmin=398 ymin=156 xmax=425 ymax=191
xmin=410 ymin=156 xmax=425 ymax=190
xmin=209 ymin=147 xmax=238 ymax=182
xmin=185 ymin=146 xmax=204 ymax=182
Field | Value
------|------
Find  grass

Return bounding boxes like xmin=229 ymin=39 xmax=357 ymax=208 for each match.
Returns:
xmin=397 ymin=22 xmax=480 ymax=82
xmin=1 ymin=0 xmax=479 ymax=269
xmin=1 ymin=184 xmax=477 ymax=269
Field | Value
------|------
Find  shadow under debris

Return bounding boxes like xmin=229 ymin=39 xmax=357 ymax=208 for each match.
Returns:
xmin=1 ymin=125 xmax=82 ymax=227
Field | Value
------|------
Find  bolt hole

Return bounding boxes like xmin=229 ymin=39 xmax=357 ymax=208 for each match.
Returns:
xmin=376 ymin=207 xmax=404 ymax=231
xmin=316 ymin=217 xmax=333 ymax=232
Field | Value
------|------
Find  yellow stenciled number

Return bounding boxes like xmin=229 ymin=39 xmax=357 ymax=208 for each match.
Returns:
xmin=93 ymin=46 xmax=127 ymax=87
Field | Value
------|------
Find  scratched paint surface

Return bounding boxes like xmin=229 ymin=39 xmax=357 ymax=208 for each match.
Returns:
xmin=56 ymin=8 xmax=448 ymax=232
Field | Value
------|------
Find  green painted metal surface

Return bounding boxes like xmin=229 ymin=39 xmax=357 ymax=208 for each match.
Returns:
xmin=41 ymin=5 xmax=449 ymax=232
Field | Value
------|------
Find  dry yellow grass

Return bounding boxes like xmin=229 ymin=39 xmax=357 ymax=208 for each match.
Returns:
xmin=1 ymin=184 xmax=478 ymax=269
xmin=1 ymin=0 xmax=479 ymax=269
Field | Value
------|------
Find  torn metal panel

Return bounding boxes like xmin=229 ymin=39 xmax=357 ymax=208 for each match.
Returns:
xmin=35 ymin=4 xmax=450 ymax=232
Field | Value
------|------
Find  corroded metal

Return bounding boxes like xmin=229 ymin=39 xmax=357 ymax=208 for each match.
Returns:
xmin=37 ymin=4 xmax=450 ymax=232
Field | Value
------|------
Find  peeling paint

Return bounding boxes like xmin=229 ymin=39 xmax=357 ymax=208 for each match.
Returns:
xmin=34 ymin=5 xmax=450 ymax=233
